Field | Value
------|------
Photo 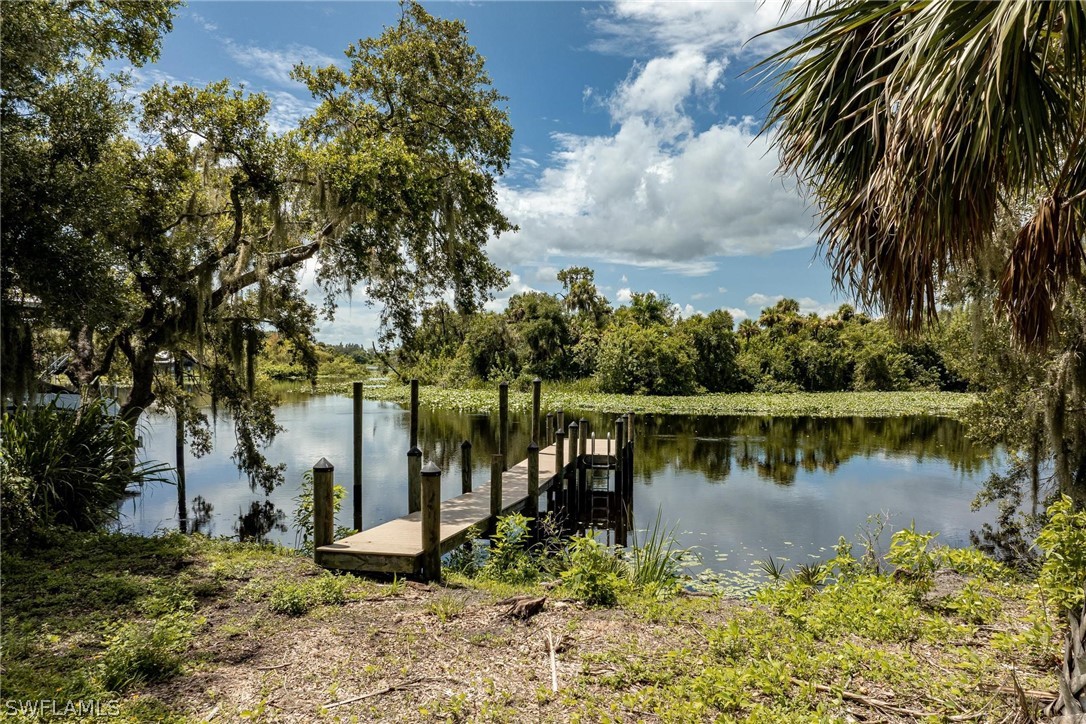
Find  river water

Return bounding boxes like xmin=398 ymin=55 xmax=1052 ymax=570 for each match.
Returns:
xmin=125 ymin=390 xmax=1002 ymax=578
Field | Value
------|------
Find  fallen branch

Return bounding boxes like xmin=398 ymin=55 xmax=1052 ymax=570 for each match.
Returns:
xmin=325 ymin=678 xmax=424 ymax=709
xmin=547 ymin=629 xmax=559 ymax=692
xmin=795 ymin=678 xmax=986 ymax=721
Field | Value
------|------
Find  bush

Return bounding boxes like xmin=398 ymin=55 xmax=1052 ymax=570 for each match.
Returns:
xmin=1035 ymin=495 xmax=1086 ymax=613
xmin=596 ymin=323 xmax=696 ymax=396
xmin=479 ymin=513 xmax=537 ymax=584
xmin=1 ymin=399 xmax=169 ymax=546
xmin=561 ymin=536 xmax=625 ymax=606
xmin=267 ymin=573 xmax=350 ymax=615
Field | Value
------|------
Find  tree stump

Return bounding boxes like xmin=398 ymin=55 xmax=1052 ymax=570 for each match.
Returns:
xmin=1046 ymin=597 xmax=1086 ymax=720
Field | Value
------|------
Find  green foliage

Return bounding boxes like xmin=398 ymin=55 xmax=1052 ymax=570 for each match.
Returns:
xmin=886 ymin=523 xmax=939 ymax=590
xmin=98 ymin=612 xmax=198 ymax=692
xmin=596 ymin=323 xmax=697 ymax=396
xmin=292 ymin=470 xmax=354 ymax=556
xmin=0 ymin=400 xmax=170 ymax=545
xmin=941 ymin=581 xmax=1001 ymax=624
xmin=1035 ymin=496 xmax=1086 ymax=612
xmin=267 ymin=573 xmax=351 ymax=616
xmin=627 ymin=513 xmax=687 ymax=596
xmin=561 ymin=536 xmax=625 ymax=607
xmin=479 ymin=513 xmax=537 ymax=584
xmin=679 ymin=310 xmax=742 ymax=393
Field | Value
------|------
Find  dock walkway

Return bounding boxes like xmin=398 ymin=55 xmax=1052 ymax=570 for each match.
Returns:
xmin=316 ymin=439 xmax=614 ymax=574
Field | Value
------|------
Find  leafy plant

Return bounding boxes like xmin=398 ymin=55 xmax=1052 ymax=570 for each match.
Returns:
xmin=886 ymin=522 xmax=939 ymax=591
xmin=480 ymin=513 xmax=537 ymax=584
xmin=98 ymin=612 xmax=199 ymax=692
xmin=292 ymin=470 xmax=354 ymax=555
xmin=561 ymin=535 xmax=625 ymax=606
xmin=627 ymin=511 xmax=687 ymax=595
xmin=0 ymin=399 xmax=170 ymax=545
xmin=267 ymin=573 xmax=350 ymax=616
xmin=1035 ymin=496 xmax=1086 ymax=613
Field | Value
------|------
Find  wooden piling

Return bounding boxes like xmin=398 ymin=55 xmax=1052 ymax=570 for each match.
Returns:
xmin=460 ymin=440 xmax=472 ymax=494
xmin=526 ymin=442 xmax=540 ymax=522
xmin=557 ymin=410 xmax=565 ymax=435
xmin=567 ymin=421 xmax=579 ymax=523
xmin=409 ymin=379 xmax=419 ymax=448
xmin=499 ymin=381 xmax=509 ymax=471
xmin=420 ymin=462 xmax=442 ymax=582
xmin=545 ymin=412 xmax=553 ymax=446
xmin=313 ymin=458 xmax=335 ymax=555
xmin=407 ymin=447 xmax=422 ymax=514
xmin=490 ymin=453 xmax=503 ymax=531
xmin=174 ymin=355 xmax=187 ymax=534
xmin=554 ymin=430 xmax=566 ymax=510
xmin=532 ymin=378 xmax=541 ymax=443
xmin=615 ymin=417 xmax=625 ymax=497
xmin=353 ymin=381 xmax=363 ymax=531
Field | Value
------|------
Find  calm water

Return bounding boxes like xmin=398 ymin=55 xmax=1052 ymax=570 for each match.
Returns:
xmin=126 ymin=391 xmax=1002 ymax=576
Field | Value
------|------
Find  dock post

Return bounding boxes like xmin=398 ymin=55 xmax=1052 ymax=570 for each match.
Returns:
xmin=545 ymin=412 xmax=553 ymax=446
xmin=421 ymin=462 xmax=442 ymax=582
xmin=460 ymin=440 xmax=472 ymax=494
xmin=174 ymin=355 xmax=187 ymax=534
xmin=498 ymin=381 xmax=509 ymax=471
xmin=407 ymin=447 xmax=422 ymax=514
xmin=313 ymin=458 xmax=335 ymax=557
xmin=407 ymin=379 xmax=422 ymax=513
xmin=531 ymin=378 xmax=541 ymax=443
xmin=626 ymin=412 xmax=635 ymax=495
xmin=567 ymin=421 xmax=579 ymax=525
xmin=578 ymin=418 xmax=588 ymax=515
xmin=554 ymin=430 xmax=566 ymax=511
xmin=615 ymin=417 xmax=625 ymax=497
xmin=557 ymin=410 xmax=565 ymax=436
xmin=489 ymin=454 xmax=503 ymax=533
xmin=409 ymin=379 xmax=420 ymax=448
xmin=353 ymin=381 xmax=363 ymax=531
xmin=527 ymin=442 xmax=540 ymax=526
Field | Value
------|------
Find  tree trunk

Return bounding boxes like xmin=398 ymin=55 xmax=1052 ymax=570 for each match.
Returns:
xmin=120 ymin=344 xmax=157 ymax=427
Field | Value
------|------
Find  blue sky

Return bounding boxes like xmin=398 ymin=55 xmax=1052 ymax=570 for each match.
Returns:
xmin=131 ymin=1 xmax=845 ymax=344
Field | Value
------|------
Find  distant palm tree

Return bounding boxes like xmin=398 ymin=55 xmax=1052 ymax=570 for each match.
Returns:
xmin=760 ymin=1 xmax=1085 ymax=347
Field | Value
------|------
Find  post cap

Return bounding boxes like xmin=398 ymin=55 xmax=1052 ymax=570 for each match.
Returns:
xmin=461 ymin=439 xmax=472 ymax=448
xmin=411 ymin=378 xmax=419 ymax=385
xmin=421 ymin=461 xmax=441 ymax=476
xmin=568 ymin=420 xmax=578 ymax=429
xmin=313 ymin=457 xmax=334 ymax=472
xmin=555 ymin=429 xmax=565 ymax=437
xmin=579 ymin=417 xmax=588 ymax=422
xmin=527 ymin=442 xmax=539 ymax=451
xmin=533 ymin=377 xmax=541 ymax=384
xmin=499 ymin=380 xmax=508 ymax=388
xmin=407 ymin=446 xmax=422 ymax=457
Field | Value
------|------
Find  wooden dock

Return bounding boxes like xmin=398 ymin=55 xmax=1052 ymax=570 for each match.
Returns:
xmin=315 ymin=438 xmax=616 ymax=575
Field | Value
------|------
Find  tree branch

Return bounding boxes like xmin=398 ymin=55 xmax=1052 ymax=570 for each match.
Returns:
xmin=209 ymin=240 xmax=322 ymax=310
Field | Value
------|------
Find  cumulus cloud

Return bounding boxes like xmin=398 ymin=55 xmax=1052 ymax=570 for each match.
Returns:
xmin=616 ymin=287 xmax=633 ymax=303
xmin=492 ymin=3 xmax=814 ymax=276
xmin=727 ymin=307 xmax=749 ymax=322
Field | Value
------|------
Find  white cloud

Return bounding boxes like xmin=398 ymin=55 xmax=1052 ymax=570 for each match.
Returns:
xmin=673 ymin=303 xmax=704 ymax=319
xmin=533 ymin=266 xmax=559 ymax=284
xmin=745 ymin=292 xmax=782 ymax=308
xmin=718 ymin=286 xmax=728 ymax=293
xmin=189 ymin=11 xmax=218 ymax=32
xmin=616 ymin=287 xmax=633 ymax=303
xmin=223 ymin=40 xmax=337 ymax=87
xmin=263 ymin=90 xmax=318 ymax=135
xmin=691 ymin=292 xmax=709 ymax=300
xmin=727 ymin=307 xmax=749 ymax=322
xmin=492 ymin=2 xmax=814 ymax=277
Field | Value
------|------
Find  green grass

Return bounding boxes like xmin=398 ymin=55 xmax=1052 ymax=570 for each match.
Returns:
xmin=301 ymin=380 xmax=976 ymax=418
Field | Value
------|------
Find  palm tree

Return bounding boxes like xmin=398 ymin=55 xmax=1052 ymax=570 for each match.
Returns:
xmin=760 ymin=1 xmax=1085 ymax=348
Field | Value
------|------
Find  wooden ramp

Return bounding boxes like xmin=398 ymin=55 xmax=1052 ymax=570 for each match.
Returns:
xmin=316 ymin=439 xmax=614 ymax=574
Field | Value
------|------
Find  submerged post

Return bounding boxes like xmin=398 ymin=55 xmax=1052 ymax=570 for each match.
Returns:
xmin=490 ymin=454 xmax=503 ymax=532
xmin=531 ymin=378 xmax=541 ymax=444
xmin=353 ymin=381 xmax=363 ymax=531
xmin=527 ymin=442 xmax=540 ymax=523
xmin=407 ymin=447 xmax=422 ymax=514
xmin=498 ymin=381 xmax=509 ymax=471
xmin=421 ymin=462 xmax=442 ymax=582
xmin=313 ymin=458 xmax=335 ymax=555
xmin=460 ymin=440 xmax=472 ymax=494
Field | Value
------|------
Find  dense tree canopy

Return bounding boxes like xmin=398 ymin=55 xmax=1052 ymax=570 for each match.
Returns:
xmin=1 ymin=1 xmax=514 ymax=490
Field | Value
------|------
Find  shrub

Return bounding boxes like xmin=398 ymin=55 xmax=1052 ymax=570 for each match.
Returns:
xmin=596 ymin=323 xmax=696 ymax=396
xmin=1 ymin=399 xmax=169 ymax=546
xmin=480 ymin=513 xmax=537 ymax=584
xmin=1035 ymin=495 xmax=1086 ymax=613
xmin=267 ymin=573 xmax=350 ymax=615
xmin=561 ymin=536 xmax=625 ymax=606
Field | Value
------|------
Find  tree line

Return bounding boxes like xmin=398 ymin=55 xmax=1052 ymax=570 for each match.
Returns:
xmin=392 ymin=266 xmax=970 ymax=396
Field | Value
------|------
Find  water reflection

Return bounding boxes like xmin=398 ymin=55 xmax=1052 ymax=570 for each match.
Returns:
xmin=127 ymin=392 xmax=1000 ymax=575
